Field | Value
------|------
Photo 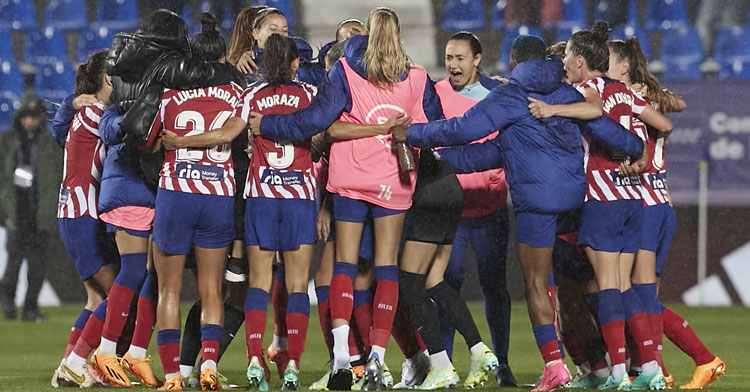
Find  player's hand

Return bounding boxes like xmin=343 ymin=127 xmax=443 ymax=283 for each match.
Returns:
xmin=528 ymin=97 xmax=554 ymax=119
xmin=161 ymin=129 xmax=181 ymax=150
xmin=390 ymin=121 xmax=409 ymax=144
xmin=490 ymin=75 xmax=509 ymax=84
xmin=317 ymin=206 xmax=331 ymax=240
xmin=248 ymin=112 xmax=263 ymax=136
xmin=236 ymin=50 xmax=259 ymax=75
xmin=382 ymin=112 xmax=411 ymax=135
xmin=73 ymin=94 xmax=98 ymax=110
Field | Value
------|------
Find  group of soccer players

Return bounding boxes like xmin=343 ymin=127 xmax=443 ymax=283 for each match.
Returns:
xmin=45 ymin=4 xmax=726 ymax=392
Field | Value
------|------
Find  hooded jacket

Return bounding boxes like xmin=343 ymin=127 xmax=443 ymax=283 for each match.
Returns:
xmin=408 ymin=57 xmax=644 ymax=214
xmin=258 ymin=34 xmax=444 ymax=142
xmin=246 ymin=38 xmax=326 ymax=87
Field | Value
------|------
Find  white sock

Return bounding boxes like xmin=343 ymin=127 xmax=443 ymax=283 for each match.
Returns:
xmin=66 ymin=352 xmax=87 ymax=367
xmin=98 ymin=337 xmax=117 ymax=355
xmin=429 ymin=351 xmax=452 ymax=369
xmin=331 ymin=325 xmax=350 ymax=371
xmin=641 ymin=360 xmax=659 ymax=375
xmin=545 ymin=358 xmax=562 ymax=367
xmin=180 ymin=365 xmax=194 ymax=379
xmin=593 ymin=367 xmax=610 ymax=378
xmin=201 ymin=359 xmax=217 ymax=373
xmin=611 ymin=363 xmax=627 ymax=381
xmin=272 ymin=335 xmax=288 ymax=350
xmin=128 ymin=345 xmax=147 ymax=359
xmin=350 ymin=354 xmax=361 ymax=364
xmin=469 ymin=342 xmax=485 ymax=356
xmin=165 ymin=372 xmax=179 ymax=381
xmin=369 ymin=345 xmax=386 ymax=363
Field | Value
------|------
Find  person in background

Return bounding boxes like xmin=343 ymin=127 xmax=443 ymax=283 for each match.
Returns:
xmin=0 ymin=92 xmax=62 ymax=322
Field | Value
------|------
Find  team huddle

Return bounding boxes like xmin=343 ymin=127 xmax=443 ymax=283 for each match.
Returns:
xmin=47 ymin=4 xmax=726 ymax=392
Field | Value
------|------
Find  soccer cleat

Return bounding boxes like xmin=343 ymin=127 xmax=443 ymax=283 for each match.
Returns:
xmin=123 ymin=352 xmax=163 ymax=387
xmin=494 ymin=363 xmax=518 ymax=387
xmin=352 ymin=364 xmax=365 ymax=384
xmin=310 ymin=368 xmax=331 ymax=390
xmin=532 ymin=360 xmax=571 ymax=392
xmin=247 ymin=356 xmax=270 ymax=391
xmin=200 ymin=367 xmax=222 ymax=391
xmin=268 ymin=343 xmax=291 ymax=379
xmin=51 ymin=363 xmax=60 ymax=388
xmin=327 ymin=368 xmax=353 ymax=391
xmin=224 ymin=257 xmax=248 ymax=283
xmin=362 ymin=356 xmax=384 ymax=391
xmin=598 ymin=373 xmax=632 ymax=390
xmin=631 ymin=368 xmax=666 ymax=390
xmin=158 ymin=374 xmax=184 ymax=390
xmin=92 ymin=349 xmax=131 ymax=387
xmin=416 ymin=366 xmax=460 ymax=390
xmin=566 ymin=373 xmax=609 ymax=388
xmin=59 ymin=362 xmax=96 ymax=388
xmin=465 ymin=343 xmax=499 ymax=388
xmin=382 ymin=362 xmax=393 ymax=388
xmin=282 ymin=360 xmax=301 ymax=390
xmin=393 ymin=352 xmax=430 ymax=388
xmin=679 ymin=356 xmax=726 ymax=390
xmin=664 ymin=374 xmax=674 ymax=389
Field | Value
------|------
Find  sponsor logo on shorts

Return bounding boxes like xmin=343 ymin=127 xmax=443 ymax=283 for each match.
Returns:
xmin=176 ymin=163 xmax=224 ymax=182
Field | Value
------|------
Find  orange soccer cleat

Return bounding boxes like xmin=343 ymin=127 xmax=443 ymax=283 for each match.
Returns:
xmin=123 ymin=352 xmax=163 ymax=388
xmin=158 ymin=374 xmax=184 ymax=390
xmin=200 ymin=367 xmax=222 ymax=391
xmin=679 ymin=356 xmax=726 ymax=390
xmin=92 ymin=349 xmax=131 ymax=387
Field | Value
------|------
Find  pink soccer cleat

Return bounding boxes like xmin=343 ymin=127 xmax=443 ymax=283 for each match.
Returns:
xmin=532 ymin=360 xmax=571 ymax=392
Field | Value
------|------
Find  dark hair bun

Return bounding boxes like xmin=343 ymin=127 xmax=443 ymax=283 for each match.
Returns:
xmin=591 ymin=20 xmax=610 ymax=42
xmin=200 ymin=12 xmax=218 ymax=36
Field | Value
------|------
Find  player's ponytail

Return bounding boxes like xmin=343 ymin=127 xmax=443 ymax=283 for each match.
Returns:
xmin=263 ymin=33 xmax=298 ymax=86
xmin=609 ymin=37 xmax=660 ymax=98
xmin=75 ymin=50 xmax=109 ymax=95
xmin=190 ymin=12 xmax=226 ymax=62
xmin=569 ymin=20 xmax=610 ymax=73
xmin=363 ymin=7 xmax=410 ymax=88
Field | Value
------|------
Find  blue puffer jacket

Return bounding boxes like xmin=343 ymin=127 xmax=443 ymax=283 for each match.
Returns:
xmin=259 ymin=34 xmax=444 ymax=141
xmin=52 ymin=98 xmax=155 ymax=214
xmin=408 ymin=57 xmax=643 ymax=215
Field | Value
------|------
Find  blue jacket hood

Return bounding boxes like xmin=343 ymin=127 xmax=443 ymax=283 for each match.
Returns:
xmin=342 ymin=34 xmax=368 ymax=79
xmin=508 ymin=56 xmax=565 ymax=95
xmin=318 ymin=40 xmax=335 ymax=65
xmin=293 ymin=37 xmax=314 ymax=63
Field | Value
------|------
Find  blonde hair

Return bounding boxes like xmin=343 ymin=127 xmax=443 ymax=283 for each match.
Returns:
xmin=363 ymin=7 xmax=409 ymax=87
xmin=227 ymin=5 xmax=267 ymax=66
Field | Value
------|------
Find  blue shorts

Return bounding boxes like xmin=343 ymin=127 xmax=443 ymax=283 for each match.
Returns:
xmin=332 ymin=194 xmax=405 ymax=223
xmin=245 ymin=197 xmax=317 ymax=251
xmin=106 ymin=224 xmax=151 ymax=238
xmin=515 ymin=211 xmax=558 ymax=248
xmin=579 ymin=199 xmax=643 ymax=253
xmin=640 ymin=203 xmax=676 ymax=277
xmin=58 ymin=216 xmax=116 ymax=281
xmin=153 ymin=189 xmax=235 ymax=255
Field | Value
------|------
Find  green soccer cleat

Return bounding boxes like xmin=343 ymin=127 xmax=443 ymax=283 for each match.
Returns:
xmin=381 ymin=362 xmax=393 ymax=388
xmin=282 ymin=360 xmax=300 ymax=390
xmin=464 ymin=343 xmax=499 ymax=388
xmin=247 ymin=356 xmax=270 ymax=391
xmin=566 ymin=372 xmax=609 ymax=388
xmin=630 ymin=368 xmax=666 ymax=390
xmin=417 ymin=366 xmax=460 ymax=390
xmin=309 ymin=361 xmax=332 ymax=390
xmin=598 ymin=374 xmax=632 ymax=390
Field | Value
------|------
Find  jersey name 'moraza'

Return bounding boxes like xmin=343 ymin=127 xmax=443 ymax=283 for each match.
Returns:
xmin=602 ymin=91 xmax=635 ymax=114
xmin=256 ymin=93 xmax=300 ymax=111
xmin=172 ymin=86 xmax=239 ymax=107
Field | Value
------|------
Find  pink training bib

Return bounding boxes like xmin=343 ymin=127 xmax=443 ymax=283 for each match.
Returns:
xmin=434 ymin=78 xmax=507 ymax=218
xmin=326 ymin=58 xmax=429 ymax=210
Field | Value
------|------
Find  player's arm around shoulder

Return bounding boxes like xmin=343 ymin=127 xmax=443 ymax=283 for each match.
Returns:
xmin=162 ymin=117 xmax=246 ymax=150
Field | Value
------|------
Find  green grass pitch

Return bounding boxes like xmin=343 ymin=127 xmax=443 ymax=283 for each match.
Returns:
xmin=0 ymin=303 xmax=746 ymax=391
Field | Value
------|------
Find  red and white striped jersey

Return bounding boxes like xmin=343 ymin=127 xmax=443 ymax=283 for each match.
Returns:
xmin=576 ymin=77 xmax=647 ymax=202
xmin=636 ymin=115 xmax=670 ymax=206
xmin=57 ymin=102 xmax=107 ymax=219
xmin=152 ymin=83 xmax=244 ymax=196
xmin=234 ymin=81 xmax=318 ymax=200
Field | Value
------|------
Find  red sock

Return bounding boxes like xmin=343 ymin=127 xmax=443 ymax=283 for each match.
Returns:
xmin=647 ymin=312 xmax=668 ymax=376
xmin=101 ymin=284 xmax=136 ymax=343
xmin=244 ymin=288 xmax=269 ymax=359
xmin=561 ymin=334 xmax=587 ymax=366
xmin=272 ymin=279 xmax=288 ymax=342
xmin=625 ymin=327 xmax=642 ymax=367
xmin=156 ymin=330 xmax=180 ymax=375
xmin=64 ymin=309 xmax=92 ymax=358
xmin=539 ymin=340 xmax=562 ymax=363
xmin=286 ymin=293 xmax=309 ymax=363
xmin=370 ymin=278 xmax=398 ymax=349
xmin=600 ymin=319 xmax=626 ymax=366
xmin=662 ymin=307 xmax=714 ymax=366
xmin=73 ymin=305 xmax=106 ymax=359
xmin=353 ymin=293 xmax=372 ymax=350
xmin=627 ymin=312 xmax=657 ymax=364
xmin=391 ymin=303 xmax=420 ymax=359
xmin=200 ymin=324 xmax=222 ymax=364
xmin=316 ymin=292 xmax=334 ymax=359
xmin=130 ymin=295 xmax=156 ymax=350
xmin=329 ymin=273 xmax=354 ymax=322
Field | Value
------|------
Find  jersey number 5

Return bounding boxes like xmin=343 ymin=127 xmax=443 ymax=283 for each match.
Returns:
xmin=174 ymin=110 xmax=232 ymax=163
